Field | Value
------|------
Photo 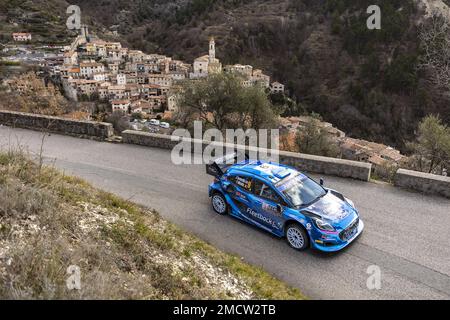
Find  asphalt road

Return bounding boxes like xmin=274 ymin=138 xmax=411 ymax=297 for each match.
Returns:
xmin=1 ymin=126 xmax=449 ymax=300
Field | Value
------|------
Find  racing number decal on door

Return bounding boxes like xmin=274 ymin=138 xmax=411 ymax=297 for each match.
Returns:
xmin=228 ymin=175 xmax=253 ymax=214
xmin=234 ymin=176 xmax=252 ymax=191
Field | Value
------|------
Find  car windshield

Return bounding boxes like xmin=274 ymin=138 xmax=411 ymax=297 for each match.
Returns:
xmin=277 ymin=174 xmax=327 ymax=207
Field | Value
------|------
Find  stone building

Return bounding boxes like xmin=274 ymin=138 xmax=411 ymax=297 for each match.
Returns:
xmin=270 ymin=82 xmax=285 ymax=94
xmin=12 ymin=33 xmax=32 ymax=41
xmin=190 ymin=37 xmax=222 ymax=79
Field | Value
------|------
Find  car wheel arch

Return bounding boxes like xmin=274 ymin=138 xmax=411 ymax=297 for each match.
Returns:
xmin=284 ymin=220 xmax=310 ymax=250
xmin=211 ymin=189 xmax=225 ymax=197
xmin=284 ymin=220 xmax=309 ymax=237
xmin=209 ymin=184 xmax=225 ymax=197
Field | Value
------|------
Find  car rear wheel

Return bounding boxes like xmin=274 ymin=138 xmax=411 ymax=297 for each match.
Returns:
xmin=285 ymin=224 xmax=309 ymax=251
xmin=211 ymin=193 xmax=228 ymax=215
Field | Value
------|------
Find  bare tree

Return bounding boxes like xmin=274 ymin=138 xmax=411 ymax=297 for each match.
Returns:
xmin=418 ymin=12 xmax=450 ymax=91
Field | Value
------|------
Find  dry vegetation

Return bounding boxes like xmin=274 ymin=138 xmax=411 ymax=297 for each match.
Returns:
xmin=0 ymin=72 xmax=69 ymax=116
xmin=0 ymin=72 xmax=97 ymax=120
xmin=0 ymin=150 xmax=305 ymax=300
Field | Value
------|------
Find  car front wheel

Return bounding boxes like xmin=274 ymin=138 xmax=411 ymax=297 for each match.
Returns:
xmin=285 ymin=224 xmax=309 ymax=251
xmin=211 ymin=193 xmax=228 ymax=215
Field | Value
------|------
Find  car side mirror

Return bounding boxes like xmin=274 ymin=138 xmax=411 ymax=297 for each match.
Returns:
xmin=276 ymin=204 xmax=283 ymax=213
xmin=319 ymin=178 xmax=324 ymax=186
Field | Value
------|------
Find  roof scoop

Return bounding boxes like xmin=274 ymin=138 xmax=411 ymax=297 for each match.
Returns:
xmin=273 ymin=170 xmax=291 ymax=179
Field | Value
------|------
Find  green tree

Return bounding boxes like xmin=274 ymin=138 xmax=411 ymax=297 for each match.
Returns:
xmin=406 ymin=115 xmax=450 ymax=174
xmin=176 ymin=73 xmax=278 ymax=131
xmin=131 ymin=112 xmax=143 ymax=121
xmin=269 ymin=92 xmax=305 ymax=117
xmin=383 ymin=54 xmax=418 ymax=93
xmin=295 ymin=114 xmax=340 ymax=157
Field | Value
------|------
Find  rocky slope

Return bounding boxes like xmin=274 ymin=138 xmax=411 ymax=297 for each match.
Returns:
xmin=0 ymin=151 xmax=304 ymax=299
xmin=420 ymin=0 xmax=450 ymax=18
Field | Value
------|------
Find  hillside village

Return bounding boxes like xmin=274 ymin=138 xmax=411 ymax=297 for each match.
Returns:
xmin=53 ymin=26 xmax=284 ymax=117
xmin=280 ymin=116 xmax=407 ymax=168
xmin=57 ymin=28 xmax=407 ymax=169
xmin=1 ymin=26 xmax=408 ymax=172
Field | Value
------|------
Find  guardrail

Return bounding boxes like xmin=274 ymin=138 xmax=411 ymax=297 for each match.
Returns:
xmin=395 ymin=169 xmax=450 ymax=198
xmin=0 ymin=110 xmax=114 ymax=140
xmin=121 ymin=130 xmax=372 ymax=181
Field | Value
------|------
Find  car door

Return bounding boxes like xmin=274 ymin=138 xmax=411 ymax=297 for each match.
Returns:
xmin=245 ymin=179 xmax=286 ymax=234
xmin=226 ymin=175 xmax=254 ymax=218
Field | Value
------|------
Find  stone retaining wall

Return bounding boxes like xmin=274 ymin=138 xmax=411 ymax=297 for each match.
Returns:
xmin=0 ymin=110 xmax=113 ymax=139
xmin=122 ymin=130 xmax=372 ymax=181
xmin=395 ymin=169 xmax=450 ymax=198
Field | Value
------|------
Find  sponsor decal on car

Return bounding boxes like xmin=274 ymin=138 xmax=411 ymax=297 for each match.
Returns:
xmin=235 ymin=176 xmax=252 ymax=191
xmin=261 ymin=202 xmax=282 ymax=216
xmin=235 ymin=191 xmax=247 ymax=200
xmin=246 ymin=207 xmax=282 ymax=230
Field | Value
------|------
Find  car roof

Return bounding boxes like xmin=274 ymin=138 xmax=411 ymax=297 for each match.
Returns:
xmin=227 ymin=160 xmax=306 ymax=186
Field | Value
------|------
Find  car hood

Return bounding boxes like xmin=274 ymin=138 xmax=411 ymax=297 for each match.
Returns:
xmin=303 ymin=192 xmax=356 ymax=223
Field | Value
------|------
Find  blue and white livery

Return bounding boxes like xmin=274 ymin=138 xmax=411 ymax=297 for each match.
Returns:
xmin=207 ymin=154 xmax=364 ymax=252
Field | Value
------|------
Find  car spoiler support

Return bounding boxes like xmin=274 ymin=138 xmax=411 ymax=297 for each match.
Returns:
xmin=206 ymin=152 xmax=249 ymax=178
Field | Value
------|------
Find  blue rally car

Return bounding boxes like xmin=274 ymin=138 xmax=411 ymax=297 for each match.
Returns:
xmin=206 ymin=153 xmax=364 ymax=252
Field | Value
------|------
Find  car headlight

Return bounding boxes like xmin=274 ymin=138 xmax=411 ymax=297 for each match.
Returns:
xmin=313 ymin=219 xmax=336 ymax=232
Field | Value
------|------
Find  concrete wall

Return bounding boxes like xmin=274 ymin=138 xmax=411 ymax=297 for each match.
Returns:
xmin=279 ymin=151 xmax=371 ymax=181
xmin=122 ymin=130 xmax=372 ymax=181
xmin=0 ymin=110 xmax=113 ymax=139
xmin=395 ymin=169 xmax=450 ymax=198
xmin=122 ymin=130 xmax=181 ymax=149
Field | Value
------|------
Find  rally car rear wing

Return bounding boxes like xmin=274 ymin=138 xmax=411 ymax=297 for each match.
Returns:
xmin=206 ymin=152 xmax=249 ymax=178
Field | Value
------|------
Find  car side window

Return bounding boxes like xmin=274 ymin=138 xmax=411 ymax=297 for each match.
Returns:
xmin=229 ymin=175 xmax=253 ymax=192
xmin=254 ymin=180 xmax=281 ymax=203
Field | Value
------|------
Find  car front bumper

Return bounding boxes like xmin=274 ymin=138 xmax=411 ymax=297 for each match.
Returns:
xmin=311 ymin=219 xmax=365 ymax=252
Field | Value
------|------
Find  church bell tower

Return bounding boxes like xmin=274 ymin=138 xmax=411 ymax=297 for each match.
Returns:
xmin=209 ymin=37 xmax=215 ymax=63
